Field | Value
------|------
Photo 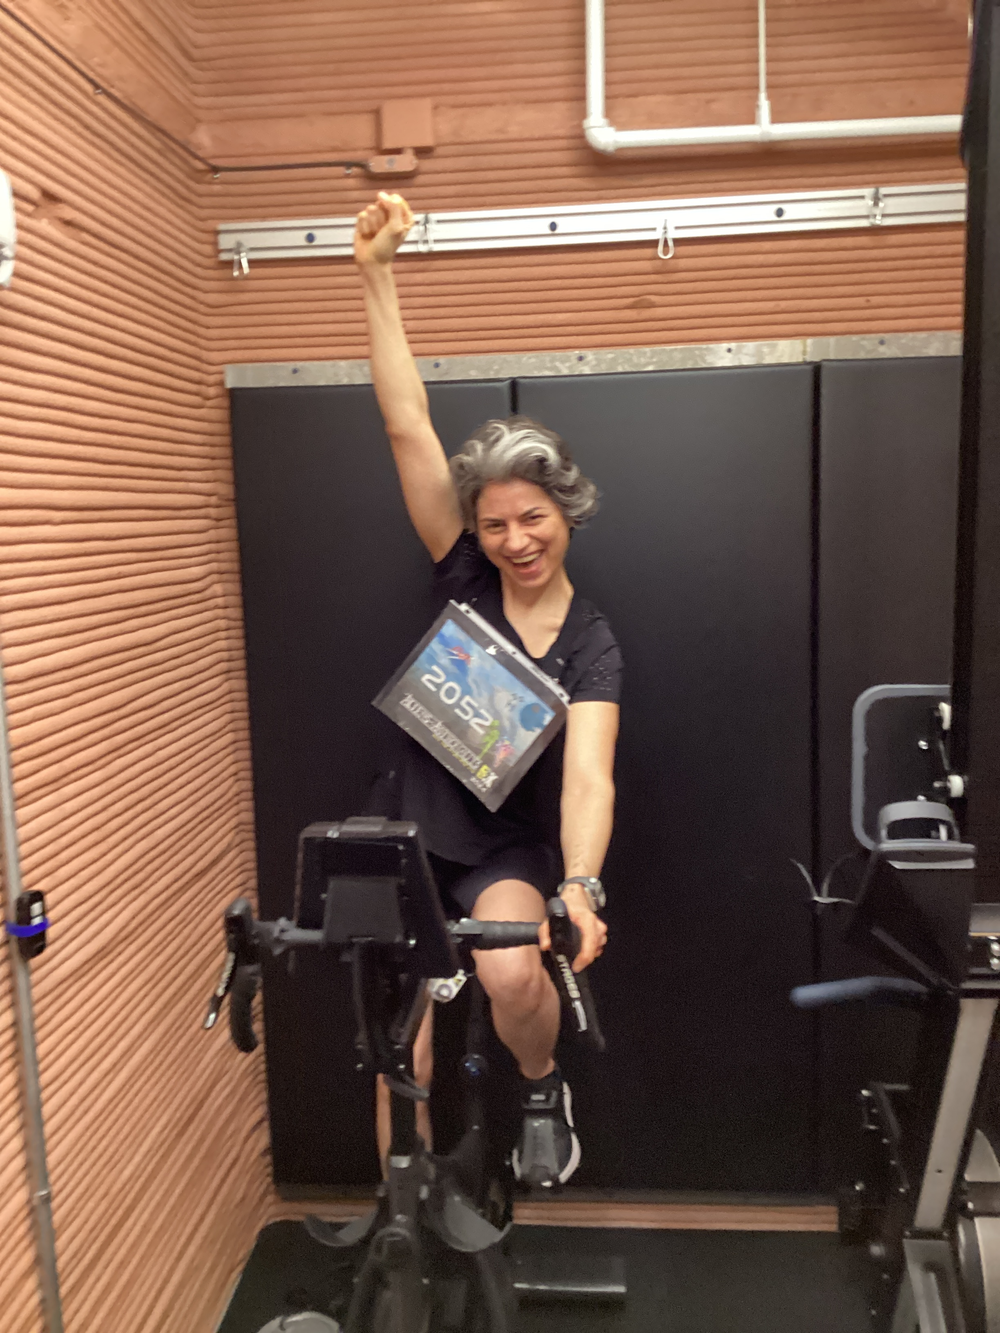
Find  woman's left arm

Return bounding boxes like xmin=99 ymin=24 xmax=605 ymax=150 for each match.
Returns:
xmin=554 ymin=700 xmax=619 ymax=970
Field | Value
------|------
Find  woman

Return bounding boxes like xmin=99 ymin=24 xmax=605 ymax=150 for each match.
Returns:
xmin=356 ymin=192 xmax=621 ymax=1188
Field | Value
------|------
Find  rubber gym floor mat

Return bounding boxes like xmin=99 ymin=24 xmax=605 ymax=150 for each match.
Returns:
xmin=510 ymin=1225 xmax=872 ymax=1333
xmin=216 ymin=1219 xmax=873 ymax=1333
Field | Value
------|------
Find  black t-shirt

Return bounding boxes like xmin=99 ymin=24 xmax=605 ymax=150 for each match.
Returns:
xmin=377 ymin=532 xmax=623 ymax=865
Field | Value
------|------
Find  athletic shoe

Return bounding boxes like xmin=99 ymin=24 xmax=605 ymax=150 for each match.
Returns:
xmin=511 ymin=1068 xmax=581 ymax=1189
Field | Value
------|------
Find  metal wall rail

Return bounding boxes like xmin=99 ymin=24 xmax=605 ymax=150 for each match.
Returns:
xmin=217 ymin=182 xmax=966 ymax=272
xmin=218 ymin=182 xmax=970 ymax=270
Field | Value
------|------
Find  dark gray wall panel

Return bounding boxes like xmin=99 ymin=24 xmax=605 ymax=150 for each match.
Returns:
xmin=517 ymin=367 xmax=816 ymax=1191
xmin=816 ymin=357 xmax=961 ymax=1187
xmin=232 ymin=380 xmax=512 ymax=1187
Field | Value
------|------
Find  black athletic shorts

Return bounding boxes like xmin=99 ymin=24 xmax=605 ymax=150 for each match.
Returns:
xmin=427 ymin=844 xmax=562 ymax=918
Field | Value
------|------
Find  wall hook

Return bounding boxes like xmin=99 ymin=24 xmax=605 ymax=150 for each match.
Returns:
xmin=657 ymin=215 xmax=676 ymax=260
xmin=867 ymin=187 xmax=885 ymax=226
xmin=232 ymin=241 xmax=249 ymax=278
xmin=417 ymin=213 xmax=434 ymax=253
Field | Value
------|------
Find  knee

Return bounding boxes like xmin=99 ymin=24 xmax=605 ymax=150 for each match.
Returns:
xmin=476 ymin=949 xmax=549 ymax=1018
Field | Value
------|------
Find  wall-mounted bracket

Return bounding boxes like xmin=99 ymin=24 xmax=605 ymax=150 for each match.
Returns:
xmin=217 ymin=182 xmax=966 ymax=270
xmin=0 ymin=170 xmax=16 ymax=288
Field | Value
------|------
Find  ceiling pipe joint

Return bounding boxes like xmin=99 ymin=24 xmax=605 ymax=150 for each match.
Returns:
xmin=583 ymin=0 xmax=962 ymax=156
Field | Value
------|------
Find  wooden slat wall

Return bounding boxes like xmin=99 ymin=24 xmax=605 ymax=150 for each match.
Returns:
xmin=0 ymin=7 xmax=271 ymax=1332
xmin=9 ymin=0 xmax=199 ymax=138
xmin=193 ymin=0 xmax=971 ymax=365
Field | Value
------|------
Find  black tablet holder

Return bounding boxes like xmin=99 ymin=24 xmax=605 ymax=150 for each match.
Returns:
xmin=294 ymin=817 xmax=460 ymax=981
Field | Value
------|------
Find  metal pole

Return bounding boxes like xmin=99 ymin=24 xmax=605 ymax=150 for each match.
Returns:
xmin=0 ymin=644 xmax=64 ymax=1332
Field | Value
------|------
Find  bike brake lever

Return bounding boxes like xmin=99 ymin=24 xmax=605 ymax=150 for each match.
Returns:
xmin=203 ymin=947 xmax=237 ymax=1030
xmin=546 ymin=897 xmax=607 ymax=1053
xmin=203 ymin=897 xmax=261 ymax=1052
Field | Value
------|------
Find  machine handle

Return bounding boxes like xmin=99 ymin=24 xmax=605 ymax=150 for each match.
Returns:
xmin=791 ymin=976 xmax=928 ymax=1009
xmin=547 ymin=897 xmax=606 ymax=1053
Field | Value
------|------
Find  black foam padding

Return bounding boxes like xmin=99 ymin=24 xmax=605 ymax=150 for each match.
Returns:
xmin=231 ymin=380 xmax=512 ymax=1187
xmin=814 ymin=356 xmax=961 ymax=1188
xmin=817 ymin=358 xmax=961 ymax=867
xmin=518 ymin=368 xmax=816 ymax=1191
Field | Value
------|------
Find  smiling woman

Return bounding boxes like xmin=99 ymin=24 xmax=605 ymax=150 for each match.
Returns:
xmin=453 ymin=420 xmax=599 ymax=616
xmin=355 ymin=190 xmax=622 ymax=1191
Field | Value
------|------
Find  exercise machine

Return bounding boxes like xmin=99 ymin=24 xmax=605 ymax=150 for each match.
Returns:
xmin=794 ymin=685 xmax=1000 ymax=1333
xmin=205 ymin=816 xmax=624 ymax=1332
xmin=786 ymin=2 xmax=1000 ymax=1327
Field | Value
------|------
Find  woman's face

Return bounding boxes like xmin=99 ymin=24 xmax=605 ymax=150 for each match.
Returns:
xmin=475 ymin=479 xmax=571 ymax=589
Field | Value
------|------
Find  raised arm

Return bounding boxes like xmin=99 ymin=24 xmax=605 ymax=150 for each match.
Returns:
xmin=355 ymin=193 xmax=463 ymax=561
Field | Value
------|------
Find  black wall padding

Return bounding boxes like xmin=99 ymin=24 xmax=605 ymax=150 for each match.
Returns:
xmin=231 ymin=380 xmax=512 ymax=1186
xmin=517 ymin=368 xmax=816 ymax=1191
xmin=814 ymin=357 xmax=961 ymax=1188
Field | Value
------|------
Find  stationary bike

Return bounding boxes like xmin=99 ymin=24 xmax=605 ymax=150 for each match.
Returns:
xmin=205 ymin=816 xmax=607 ymax=1333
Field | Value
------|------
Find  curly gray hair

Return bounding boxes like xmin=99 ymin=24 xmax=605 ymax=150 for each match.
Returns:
xmin=449 ymin=417 xmax=600 ymax=531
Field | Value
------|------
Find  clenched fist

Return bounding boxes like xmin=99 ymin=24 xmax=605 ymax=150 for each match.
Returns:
xmin=354 ymin=191 xmax=415 ymax=268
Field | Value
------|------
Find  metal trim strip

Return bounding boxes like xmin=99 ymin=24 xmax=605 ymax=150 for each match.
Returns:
xmin=225 ymin=332 xmax=963 ymax=390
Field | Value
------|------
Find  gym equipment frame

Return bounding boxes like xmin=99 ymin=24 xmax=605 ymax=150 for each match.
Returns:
xmin=792 ymin=7 xmax=1000 ymax=1330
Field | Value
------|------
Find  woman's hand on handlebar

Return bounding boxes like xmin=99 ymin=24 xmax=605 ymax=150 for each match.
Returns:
xmin=354 ymin=191 xmax=414 ymax=267
xmin=539 ymin=884 xmax=608 ymax=972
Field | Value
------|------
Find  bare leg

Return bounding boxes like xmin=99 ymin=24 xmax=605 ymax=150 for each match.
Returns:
xmin=472 ymin=879 xmax=559 ymax=1080
xmin=376 ymin=1001 xmax=433 ymax=1173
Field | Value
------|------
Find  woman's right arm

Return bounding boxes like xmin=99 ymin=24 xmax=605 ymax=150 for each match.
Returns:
xmin=355 ymin=193 xmax=463 ymax=562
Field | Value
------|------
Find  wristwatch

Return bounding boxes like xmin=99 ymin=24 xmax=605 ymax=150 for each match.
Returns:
xmin=558 ymin=876 xmax=606 ymax=912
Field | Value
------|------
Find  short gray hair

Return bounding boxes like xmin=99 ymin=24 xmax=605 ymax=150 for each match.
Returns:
xmin=449 ymin=416 xmax=599 ymax=531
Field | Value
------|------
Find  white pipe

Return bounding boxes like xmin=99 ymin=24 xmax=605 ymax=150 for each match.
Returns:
xmin=756 ymin=0 xmax=772 ymax=137
xmin=584 ymin=0 xmax=962 ymax=154
xmin=606 ymin=115 xmax=962 ymax=150
xmin=584 ymin=0 xmax=606 ymax=129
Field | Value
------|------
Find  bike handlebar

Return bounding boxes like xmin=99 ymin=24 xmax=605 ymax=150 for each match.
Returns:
xmin=791 ymin=976 xmax=929 ymax=1009
xmin=205 ymin=894 xmax=606 ymax=1054
xmin=449 ymin=919 xmax=539 ymax=949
